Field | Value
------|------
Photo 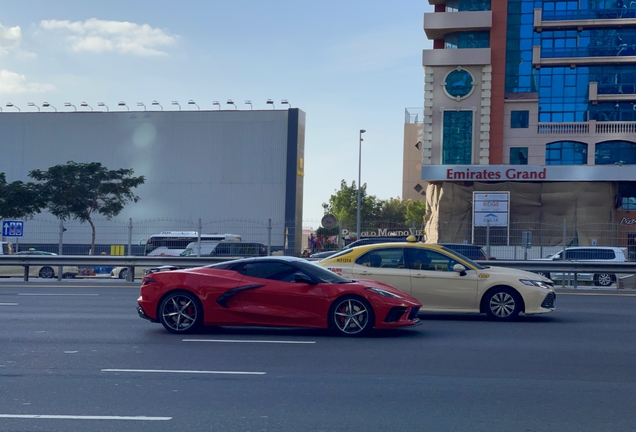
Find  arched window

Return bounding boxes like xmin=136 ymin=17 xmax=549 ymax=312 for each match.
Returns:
xmin=595 ymin=140 xmax=636 ymax=165
xmin=545 ymin=141 xmax=588 ymax=165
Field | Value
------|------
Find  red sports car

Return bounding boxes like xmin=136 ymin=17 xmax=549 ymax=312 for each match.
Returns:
xmin=137 ymin=256 xmax=421 ymax=336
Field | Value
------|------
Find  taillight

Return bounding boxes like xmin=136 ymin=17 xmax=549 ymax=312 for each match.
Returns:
xmin=142 ymin=277 xmax=156 ymax=285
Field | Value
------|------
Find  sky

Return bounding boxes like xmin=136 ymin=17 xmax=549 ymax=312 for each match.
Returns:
xmin=0 ymin=0 xmax=434 ymax=226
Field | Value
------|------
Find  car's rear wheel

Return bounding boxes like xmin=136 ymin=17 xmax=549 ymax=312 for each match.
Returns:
xmin=38 ymin=267 xmax=55 ymax=278
xmin=484 ymin=287 xmax=522 ymax=321
xmin=329 ymin=295 xmax=374 ymax=337
xmin=118 ymin=268 xmax=128 ymax=279
xmin=594 ymin=273 xmax=614 ymax=287
xmin=159 ymin=291 xmax=202 ymax=334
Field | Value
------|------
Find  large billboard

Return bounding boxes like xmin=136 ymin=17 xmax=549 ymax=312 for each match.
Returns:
xmin=0 ymin=109 xmax=305 ymax=254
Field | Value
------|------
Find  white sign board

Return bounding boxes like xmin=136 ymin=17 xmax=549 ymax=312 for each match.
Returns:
xmin=473 ymin=192 xmax=509 ymax=227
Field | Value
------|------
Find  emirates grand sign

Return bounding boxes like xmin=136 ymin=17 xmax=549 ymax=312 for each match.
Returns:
xmin=421 ymin=165 xmax=636 ymax=182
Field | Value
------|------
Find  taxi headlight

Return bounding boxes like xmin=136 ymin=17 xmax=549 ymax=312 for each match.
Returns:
xmin=365 ymin=287 xmax=403 ymax=299
xmin=520 ymin=279 xmax=551 ymax=289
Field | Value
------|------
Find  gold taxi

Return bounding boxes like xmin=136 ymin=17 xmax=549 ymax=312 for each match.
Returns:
xmin=317 ymin=238 xmax=555 ymax=321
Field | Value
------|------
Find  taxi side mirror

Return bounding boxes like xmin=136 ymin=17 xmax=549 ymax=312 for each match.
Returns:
xmin=453 ymin=264 xmax=467 ymax=276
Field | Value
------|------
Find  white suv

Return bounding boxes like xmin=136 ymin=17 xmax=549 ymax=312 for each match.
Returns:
xmin=537 ymin=246 xmax=627 ymax=287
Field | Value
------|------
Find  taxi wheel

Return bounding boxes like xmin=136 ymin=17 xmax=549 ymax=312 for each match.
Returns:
xmin=484 ymin=288 xmax=521 ymax=321
xmin=38 ymin=267 xmax=55 ymax=278
xmin=329 ymin=295 xmax=374 ymax=337
xmin=159 ymin=291 xmax=203 ymax=334
xmin=119 ymin=268 xmax=128 ymax=279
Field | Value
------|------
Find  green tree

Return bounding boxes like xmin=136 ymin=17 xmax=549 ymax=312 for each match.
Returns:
xmin=322 ymin=180 xmax=378 ymax=229
xmin=0 ymin=173 xmax=45 ymax=219
xmin=405 ymin=199 xmax=427 ymax=225
xmin=29 ymin=161 xmax=145 ymax=255
xmin=377 ymin=197 xmax=409 ymax=222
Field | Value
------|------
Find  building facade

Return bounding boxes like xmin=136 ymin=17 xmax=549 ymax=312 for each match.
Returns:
xmin=405 ymin=0 xmax=636 ymax=247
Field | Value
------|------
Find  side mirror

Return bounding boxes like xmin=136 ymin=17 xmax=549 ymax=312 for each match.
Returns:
xmin=453 ymin=264 xmax=467 ymax=276
xmin=294 ymin=272 xmax=315 ymax=284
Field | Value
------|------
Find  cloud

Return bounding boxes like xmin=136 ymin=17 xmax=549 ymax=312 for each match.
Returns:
xmin=0 ymin=23 xmax=24 ymax=54
xmin=0 ymin=69 xmax=55 ymax=94
xmin=40 ymin=18 xmax=177 ymax=56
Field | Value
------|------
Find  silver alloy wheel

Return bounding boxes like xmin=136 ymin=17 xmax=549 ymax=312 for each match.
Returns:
xmin=489 ymin=292 xmax=516 ymax=318
xmin=333 ymin=298 xmax=370 ymax=335
xmin=595 ymin=273 xmax=613 ymax=287
xmin=39 ymin=266 xmax=55 ymax=278
xmin=161 ymin=294 xmax=198 ymax=332
xmin=119 ymin=268 xmax=128 ymax=279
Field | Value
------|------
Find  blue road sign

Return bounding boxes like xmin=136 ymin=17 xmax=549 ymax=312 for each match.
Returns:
xmin=2 ymin=220 xmax=24 ymax=237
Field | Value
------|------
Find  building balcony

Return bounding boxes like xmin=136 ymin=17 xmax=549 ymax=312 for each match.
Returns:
xmin=427 ymin=0 xmax=445 ymax=4
xmin=423 ymin=47 xmax=491 ymax=66
xmin=424 ymin=10 xmax=492 ymax=39
xmin=589 ymin=82 xmax=636 ymax=104
xmin=537 ymin=120 xmax=636 ymax=135
xmin=534 ymin=8 xmax=636 ymax=31
xmin=532 ymin=46 xmax=636 ymax=68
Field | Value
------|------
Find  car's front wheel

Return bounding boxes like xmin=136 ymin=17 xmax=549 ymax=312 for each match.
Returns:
xmin=38 ymin=267 xmax=55 ymax=278
xmin=484 ymin=287 xmax=522 ymax=321
xmin=594 ymin=273 xmax=614 ymax=287
xmin=329 ymin=295 xmax=374 ymax=337
xmin=158 ymin=291 xmax=203 ymax=334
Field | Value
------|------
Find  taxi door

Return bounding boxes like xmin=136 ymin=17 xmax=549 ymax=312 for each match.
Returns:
xmin=350 ymin=247 xmax=412 ymax=296
xmin=405 ymin=248 xmax=479 ymax=312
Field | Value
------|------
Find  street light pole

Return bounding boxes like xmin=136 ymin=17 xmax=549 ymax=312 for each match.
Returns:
xmin=357 ymin=129 xmax=366 ymax=240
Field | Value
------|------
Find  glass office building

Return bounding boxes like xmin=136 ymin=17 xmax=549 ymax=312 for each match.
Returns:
xmin=403 ymin=0 xmax=636 ymax=245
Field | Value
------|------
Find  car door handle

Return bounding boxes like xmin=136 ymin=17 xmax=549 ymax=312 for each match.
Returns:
xmin=412 ymin=273 xmax=426 ymax=278
xmin=358 ymin=271 xmax=372 ymax=276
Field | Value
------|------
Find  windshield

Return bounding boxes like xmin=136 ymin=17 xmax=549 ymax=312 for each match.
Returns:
xmin=440 ymin=246 xmax=485 ymax=270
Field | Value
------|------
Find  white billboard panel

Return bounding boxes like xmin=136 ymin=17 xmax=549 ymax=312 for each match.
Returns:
xmin=474 ymin=212 xmax=509 ymax=227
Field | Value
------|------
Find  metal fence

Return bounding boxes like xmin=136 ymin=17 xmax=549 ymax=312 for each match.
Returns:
xmin=4 ymin=217 xmax=635 ymax=260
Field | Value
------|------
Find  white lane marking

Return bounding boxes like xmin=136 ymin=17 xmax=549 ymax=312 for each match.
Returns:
xmin=64 ymin=351 xmax=78 ymax=354
xmin=183 ymin=339 xmax=316 ymax=344
xmin=102 ymin=368 xmax=265 ymax=375
xmin=18 ymin=293 xmax=99 ymax=296
xmin=0 ymin=303 xmax=18 ymax=306
xmin=0 ymin=414 xmax=171 ymax=421
xmin=558 ymin=292 xmax=636 ymax=296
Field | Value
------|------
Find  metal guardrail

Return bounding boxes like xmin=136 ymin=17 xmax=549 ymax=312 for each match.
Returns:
xmin=1 ymin=256 xmax=635 ymax=286
xmin=0 ymin=255 xmax=233 ymax=282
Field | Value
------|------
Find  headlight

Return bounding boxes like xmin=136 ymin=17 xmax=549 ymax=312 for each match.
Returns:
xmin=520 ymin=279 xmax=552 ymax=289
xmin=365 ymin=287 xmax=403 ymax=298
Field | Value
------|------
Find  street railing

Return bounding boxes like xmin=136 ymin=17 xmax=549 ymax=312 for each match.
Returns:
xmin=1 ymin=256 xmax=635 ymax=288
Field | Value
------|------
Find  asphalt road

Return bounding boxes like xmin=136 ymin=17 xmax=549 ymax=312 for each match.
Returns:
xmin=1 ymin=280 xmax=636 ymax=431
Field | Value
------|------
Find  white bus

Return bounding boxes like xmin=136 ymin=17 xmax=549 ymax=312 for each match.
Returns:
xmin=144 ymin=231 xmax=242 ymax=256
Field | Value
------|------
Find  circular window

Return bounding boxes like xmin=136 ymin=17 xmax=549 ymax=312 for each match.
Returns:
xmin=443 ymin=69 xmax=475 ymax=100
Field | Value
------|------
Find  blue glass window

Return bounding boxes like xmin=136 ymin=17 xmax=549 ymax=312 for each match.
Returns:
xmin=595 ymin=141 xmax=636 ymax=165
xmin=510 ymin=147 xmax=529 ymax=165
xmin=511 ymin=110 xmax=530 ymax=128
xmin=446 ymin=0 xmax=490 ymax=12
xmin=445 ymin=31 xmax=490 ymax=49
xmin=545 ymin=141 xmax=588 ymax=165
xmin=443 ymin=111 xmax=473 ymax=164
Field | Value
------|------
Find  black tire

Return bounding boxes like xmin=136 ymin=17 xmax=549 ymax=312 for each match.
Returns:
xmin=536 ymin=271 xmax=551 ymax=279
xmin=158 ymin=291 xmax=203 ymax=334
xmin=62 ymin=273 xmax=76 ymax=279
xmin=329 ymin=295 xmax=374 ymax=337
xmin=38 ymin=267 xmax=55 ymax=279
xmin=594 ymin=273 xmax=614 ymax=287
xmin=118 ymin=268 xmax=128 ymax=279
xmin=484 ymin=287 xmax=522 ymax=321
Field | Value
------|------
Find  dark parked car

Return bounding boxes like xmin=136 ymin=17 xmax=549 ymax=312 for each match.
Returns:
xmin=310 ymin=237 xmax=409 ymax=259
xmin=439 ymin=243 xmax=492 ymax=261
